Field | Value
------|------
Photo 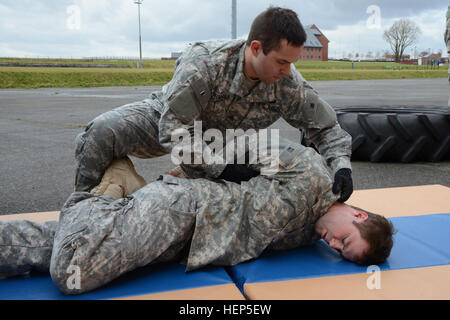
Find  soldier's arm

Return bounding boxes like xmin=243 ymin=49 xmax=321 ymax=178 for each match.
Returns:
xmin=283 ymin=66 xmax=352 ymax=175
xmin=158 ymin=55 xmax=227 ymax=179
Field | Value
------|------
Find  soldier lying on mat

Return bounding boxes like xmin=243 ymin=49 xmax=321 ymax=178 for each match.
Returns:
xmin=0 ymin=139 xmax=394 ymax=295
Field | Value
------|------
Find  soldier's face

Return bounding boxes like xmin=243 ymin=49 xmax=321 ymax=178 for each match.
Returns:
xmin=250 ymin=39 xmax=302 ymax=84
xmin=315 ymin=203 xmax=370 ymax=262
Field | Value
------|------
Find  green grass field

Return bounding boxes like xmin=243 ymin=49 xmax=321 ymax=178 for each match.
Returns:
xmin=0 ymin=58 xmax=447 ymax=88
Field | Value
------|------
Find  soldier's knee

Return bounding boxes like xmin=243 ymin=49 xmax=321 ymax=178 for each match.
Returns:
xmin=49 ymin=236 xmax=92 ymax=294
xmin=83 ymin=111 xmax=121 ymax=139
xmin=49 ymin=246 xmax=78 ymax=294
xmin=49 ymin=224 xmax=120 ymax=294
xmin=75 ymin=116 xmax=115 ymax=158
xmin=86 ymin=116 xmax=113 ymax=139
xmin=50 ymin=250 xmax=97 ymax=295
xmin=74 ymin=132 xmax=86 ymax=157
xmin=75 ymin=119 xmax=96 ymax=155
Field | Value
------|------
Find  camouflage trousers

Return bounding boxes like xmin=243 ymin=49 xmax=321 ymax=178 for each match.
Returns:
xmin=51 ymin=182 xmax=198 ymax=295
xmin=75 ymin=99 xmax=167 ymax=192
xmin=0 ymin=179 xmax=197 ymax=295
xmin=0 ymin=220 xmax=58 ymax=276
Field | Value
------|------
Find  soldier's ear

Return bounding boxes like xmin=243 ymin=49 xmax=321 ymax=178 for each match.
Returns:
xmin=353 ymin=210 xmax=368 ymax=222
xmin=250 ymin=40 xmax=263 ymax=56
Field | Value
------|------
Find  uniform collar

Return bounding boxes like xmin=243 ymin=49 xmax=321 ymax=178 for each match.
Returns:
xmin=229 ymin=44 xmax=276 ymax=103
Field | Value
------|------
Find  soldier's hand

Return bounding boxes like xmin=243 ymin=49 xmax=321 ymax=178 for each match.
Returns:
xmin=332 ymin=168 xmax=353 ymax=202
xmin=165 ymin=166 xmax=191 ymax=179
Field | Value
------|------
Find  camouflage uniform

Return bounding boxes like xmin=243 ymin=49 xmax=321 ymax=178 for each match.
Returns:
xmin=0 ymin=139 xmax=338 ymax=294
xmin=446 ymin=6 xmax=450 ymax=106
xmin=75 ymin=39 xmax=352 ymax=191
xmin=0 ymin=220 xmax=58 ymax=276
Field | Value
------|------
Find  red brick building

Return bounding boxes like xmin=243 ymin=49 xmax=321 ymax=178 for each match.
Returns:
xmin=419 ymin=53 xmax=442 ymax=65
xmin=298 ymin=24 xmax=329 ymax=61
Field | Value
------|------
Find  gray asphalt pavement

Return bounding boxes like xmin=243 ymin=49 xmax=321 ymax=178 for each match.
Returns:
xmin=1 ymin=78 xmax=449 ymax=214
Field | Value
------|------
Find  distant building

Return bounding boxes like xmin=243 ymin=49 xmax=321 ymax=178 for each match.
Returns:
xmin=418 ymin=53 xmax=442 ymax=65
xmin=161 ymin=52 xmax=183 ymax=60
xmin=384 ymin=54 xmax=411 ymax=61
xmin=298 ymin=24 xmax=329 ymax=61
xmin=171 ymin=52 xmax=182 ymax=59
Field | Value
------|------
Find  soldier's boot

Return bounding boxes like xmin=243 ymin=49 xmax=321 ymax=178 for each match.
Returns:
xmin=90 ymin=156 xmax=147 ymax=199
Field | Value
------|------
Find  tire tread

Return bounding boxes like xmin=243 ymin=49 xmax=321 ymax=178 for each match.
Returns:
xmin=334 ymin=106 xmax=450 ymax=162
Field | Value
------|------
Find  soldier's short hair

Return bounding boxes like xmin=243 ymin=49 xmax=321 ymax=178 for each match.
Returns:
xmin=246 ymin=6 xmax=307 ymax=55
xmin=349 ymin=206 xmax=396 ymax=266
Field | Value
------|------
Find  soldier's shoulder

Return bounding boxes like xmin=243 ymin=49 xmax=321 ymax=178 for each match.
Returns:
xmin=176 ymin=39 xmax=244 ymax=71
xmin=182 ymin=39 xmax=245 ymax=58
xmin=209 ymin=39 xmax=246 ymax=55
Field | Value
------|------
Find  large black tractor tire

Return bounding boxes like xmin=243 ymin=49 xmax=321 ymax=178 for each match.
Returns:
xmin=334 ymin=106 xmax=450 ymax=162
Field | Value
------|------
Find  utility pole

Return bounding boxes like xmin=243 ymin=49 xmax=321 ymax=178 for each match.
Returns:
xmin=134 ymin=0 xmax=143 ymax=68
xmin=231 ymin=0 xmax=237 ymax=39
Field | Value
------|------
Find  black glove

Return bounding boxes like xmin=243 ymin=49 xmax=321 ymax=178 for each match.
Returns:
xmin=332 ymin=168 xmax=353 ymax=202
xmin=217 ymin=164 xmax=259 ymax=184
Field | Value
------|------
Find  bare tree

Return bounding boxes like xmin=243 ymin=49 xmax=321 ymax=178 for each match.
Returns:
xmin=383 ymin=19 xmax=421 ymax=62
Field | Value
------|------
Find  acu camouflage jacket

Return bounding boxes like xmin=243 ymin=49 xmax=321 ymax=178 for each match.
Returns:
xmin=146 ymin=40 xmax=352 ymax=178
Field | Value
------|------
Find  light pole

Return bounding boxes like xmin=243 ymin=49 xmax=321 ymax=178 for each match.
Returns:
xmin=134 ymin=0 xmax=143 ymax=68
xmin=231 ymin=0 xmax=236 ymax=39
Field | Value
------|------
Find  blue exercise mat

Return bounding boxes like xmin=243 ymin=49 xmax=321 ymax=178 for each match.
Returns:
xmin=0 ymin=262 xmax=235 ymax=300
xmin=228 ymin=213 xmax=450 ymax=291
xmin=2 ymin=213 xmax=448 ymax=299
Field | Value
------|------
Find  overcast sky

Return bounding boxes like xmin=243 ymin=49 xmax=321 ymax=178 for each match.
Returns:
xmin=0 ymin=0 xmax=448 ymax=59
